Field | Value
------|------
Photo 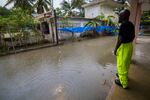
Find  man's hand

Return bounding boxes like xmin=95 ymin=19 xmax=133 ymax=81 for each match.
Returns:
xmin=112 ymin=49 xmax=117 ymax=56
xmin=114 ymin=36 xmax=122 ymax=56
xmin=114 ymin=49 xmax=117 ymax=56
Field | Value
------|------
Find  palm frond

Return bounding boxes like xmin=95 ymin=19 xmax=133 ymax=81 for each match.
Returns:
xmin=85 ymin=20 xmax=100 ymax=27
xmin=4 ymin=0 xmax=14 ymax=7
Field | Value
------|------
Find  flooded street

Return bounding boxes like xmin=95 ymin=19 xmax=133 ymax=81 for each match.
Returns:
xmin=0 ymin=36 xmax=117 ymax=100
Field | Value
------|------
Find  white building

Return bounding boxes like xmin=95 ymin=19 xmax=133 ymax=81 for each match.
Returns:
xmin=35 ymin=15 xmax=100 ymax=41
xmin=82 ymin=0 xmax=124 ymax=18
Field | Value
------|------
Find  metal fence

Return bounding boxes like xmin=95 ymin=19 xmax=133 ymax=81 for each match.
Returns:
xmin=0 ymin=26 xmax=55 ymax=56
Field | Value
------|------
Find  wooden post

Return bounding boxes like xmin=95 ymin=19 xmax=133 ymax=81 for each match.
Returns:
xmin=8 ymin=25 xmax=16 ymax=53
xmin=54 ymin=10 xmax=59 ymax=44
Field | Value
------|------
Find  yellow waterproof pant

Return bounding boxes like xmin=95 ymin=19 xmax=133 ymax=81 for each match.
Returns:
xmin=117 ymin=42 xmax=133 ymax=88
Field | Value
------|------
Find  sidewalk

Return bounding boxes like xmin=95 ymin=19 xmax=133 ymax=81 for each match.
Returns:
xmin=106 ymin=36 xmax=150 ymax=100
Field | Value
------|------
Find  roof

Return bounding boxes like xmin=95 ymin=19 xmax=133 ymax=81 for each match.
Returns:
xmin=48 ymin=16 xmax=102 ymax=22
xmin=57 ymin=16 xmax=94 ymax=20
xmin=34 ymin=10 xmax=53 ymax=20
xmin=82 ymin=0 xmax=105 ymax=8
xmin=82 ymin=0 xmax=125 ymax=8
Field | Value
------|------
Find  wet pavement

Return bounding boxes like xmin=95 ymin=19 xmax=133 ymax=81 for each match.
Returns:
xmin=0 ymin=36 xmax=117 ymax=100
xmin=107 ymin=36 xmax=150 ymax=100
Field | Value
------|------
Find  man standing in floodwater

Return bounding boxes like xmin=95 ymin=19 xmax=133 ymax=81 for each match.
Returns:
xmin=114 ymin=9 xmax=135 ymax=89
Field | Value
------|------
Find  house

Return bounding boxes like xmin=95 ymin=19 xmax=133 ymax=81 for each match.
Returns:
xmin=35 ymin=13 xmax=101 ymax=41
xmin=82 ymin=0 xmax=125 ymax=19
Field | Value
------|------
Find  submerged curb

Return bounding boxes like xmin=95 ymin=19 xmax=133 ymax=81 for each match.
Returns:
xmin=0 ymin=43 xmax=63 ymax=57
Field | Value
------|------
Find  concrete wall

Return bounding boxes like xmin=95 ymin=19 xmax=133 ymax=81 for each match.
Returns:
xmin=85 ymin=4 xmax=100 ymax=18
xmin=99 ymin=5 xmax=115 ymax=17
xmin=56 ymin=18 xmax=94 ymax=40
xmin=45 ymin=18 xmax=88 ymax=42
xmin=57 ymin=19 xmax=92 ymax=27
xmin=84 ymin=4 xmax=118 ymax=21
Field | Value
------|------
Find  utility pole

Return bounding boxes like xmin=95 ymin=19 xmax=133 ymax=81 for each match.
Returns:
xmin=51 ymin=0 xmax=59 ymax=44
xmin=54 ymin=10 xmax=59 ymax=44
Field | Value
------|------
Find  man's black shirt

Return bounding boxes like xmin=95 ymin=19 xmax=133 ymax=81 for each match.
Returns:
xmin=119 ymin=21 xmax=135 ymax=43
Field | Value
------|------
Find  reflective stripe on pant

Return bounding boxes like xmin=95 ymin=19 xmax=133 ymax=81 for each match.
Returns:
xmin=117 ymin=42 xmax=133 ymax=88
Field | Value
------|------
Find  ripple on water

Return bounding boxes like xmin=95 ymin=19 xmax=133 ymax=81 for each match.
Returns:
xmin=0 ymin=37 xmax=117 ymax=100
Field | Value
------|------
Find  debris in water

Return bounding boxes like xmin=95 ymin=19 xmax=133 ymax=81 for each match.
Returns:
xmin=55 ymin=85 xmax=64 ymax=94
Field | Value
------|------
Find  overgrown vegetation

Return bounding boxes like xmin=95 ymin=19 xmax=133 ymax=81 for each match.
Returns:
xmin=141 ymin=11 xmax=150 ymax=25
xmin=0 ymin=6 xmax=41 ymax=54
xmin=56 ymin=0 xmax=87 ymax=17
xmin=84 ymin=19 xmax=100 ymax=36
xmin=5 ymin=0 xmax=52 ymax=14
xmin=5 ymin=0 xmax=87 ymax=16
xmin=0 ymin=8 xmax=35 ymax=28
xmin=83 ymin=13 xmax=118 ymax=37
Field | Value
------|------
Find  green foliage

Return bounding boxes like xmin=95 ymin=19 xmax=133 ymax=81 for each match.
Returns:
xmin=96 ymin=13 xmax=105 ymax=20
xmin=5 ymin=0 xmax=52 ymax=14
xmin=72 ymin=0 xmax=85 ymax=17
xmin=4 ymin=0 xmax=86 ymax=16
xmin=85 ymin=20 xmax=100 ymax=28
xmin=34 ymin=0 xmax=51 ymax=14
xmin=60 ymin=0 xmax=76 ymax=17
xmin=5 ymin=0 xmax=34 ymax=12
xmin=107 ymin=15 xmax=116 ymax=26
xmin=95 ymin=13 xmax=107 ymax=25
xmin=59 ymin=0 xmax=86 ymax=17
xmin=0 ymin=6 xmax=10 ymax=16
xmin=0 ymin=8 xmax=35 ymax=29
xmin=56 ymin=7 xmax=65 ymax=17
xmin=59 ymin=17 xmax=73 ymax=28
xmin=84 ymin=13 xmax=118 ymax=36
xmin=141 ymin=11 xmax=150 ymax=25
xmin=84 ymin=19 xmax=100 ymax=35
xmin=95 ymin=14 xmax=116 ymax=26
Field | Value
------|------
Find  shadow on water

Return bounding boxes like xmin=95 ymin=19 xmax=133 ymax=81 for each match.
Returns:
xmin=0 ymin=36 xmax=117 ymax=100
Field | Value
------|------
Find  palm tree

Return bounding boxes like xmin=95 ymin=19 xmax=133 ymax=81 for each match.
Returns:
xmin=96 ymin=14 xmax=116 ymax=26
xmin=60 ymin=0 xmax=75 ymax=17
xmin=60 ymin=0 xmax=86 ymax=17
xmin=106 ymin=15 xmax=115 ymax=26
xmin=84 ymin=19 xmax=100 ymax=36
xmin=56 ymin=7 xmax=65 ymax=17
xmin=73 ymin=0 xmax=86 ymax=17
xmin=96 ymin=13 xmax=105 ymax=20
xmin=96 ymin=13 xmax=107 ymax=25
xmin=0 ymin=6 xmax=10 ymax=16
xmin=5 ymin=0 xmax=34 ymax=11
xmin=34 ymin=0 xmax=51 ymax=14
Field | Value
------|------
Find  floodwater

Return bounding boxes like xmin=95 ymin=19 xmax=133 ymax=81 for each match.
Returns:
xmin=0 ymin=37 xmax=117 ymax=100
